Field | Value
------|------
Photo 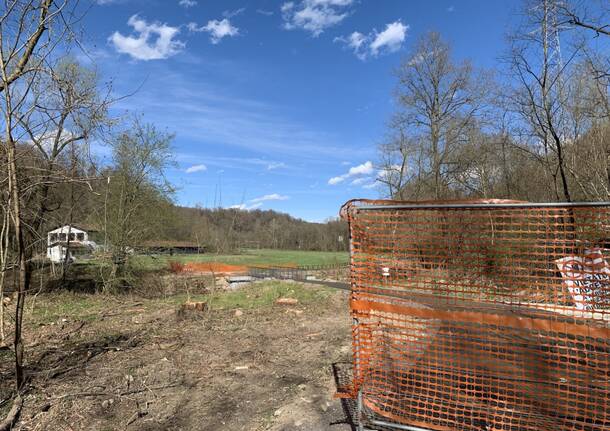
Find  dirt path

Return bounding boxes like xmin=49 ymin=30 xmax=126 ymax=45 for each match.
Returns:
xmin=1 ymin=286 xmax=354 ymax=431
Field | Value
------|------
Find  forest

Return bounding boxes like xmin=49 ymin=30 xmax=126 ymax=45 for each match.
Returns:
xmin=169 ymin=206 xmax=347 ymax=252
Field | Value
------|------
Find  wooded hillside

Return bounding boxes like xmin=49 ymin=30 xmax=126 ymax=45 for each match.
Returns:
xmin=166 ymin=206 xmax=348 ymax=252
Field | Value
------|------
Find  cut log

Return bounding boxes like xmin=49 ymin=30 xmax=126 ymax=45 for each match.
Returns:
xmin=181 ymin=301 xmax=207 ymax=312
xmin=276 ymin=297 xmax=298 ymax=305
xmin=0 ymin=395 xmax=22 ymax=431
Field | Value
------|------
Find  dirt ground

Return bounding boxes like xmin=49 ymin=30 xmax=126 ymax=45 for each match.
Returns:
xmin=0 ymin=282 xmax=355 ymax=431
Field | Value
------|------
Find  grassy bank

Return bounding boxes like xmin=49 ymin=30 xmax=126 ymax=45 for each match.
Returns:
xmin=25 ymin=280 xmax=335 ymax=326
xmin=131 ymin=248 xmax=349 ymax=271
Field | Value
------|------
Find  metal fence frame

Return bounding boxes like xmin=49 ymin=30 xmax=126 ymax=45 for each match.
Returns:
xmin=248 ymin=263 xmax=350 ymax=290
xmin=341 ymin=199 xmax=610 ymax=431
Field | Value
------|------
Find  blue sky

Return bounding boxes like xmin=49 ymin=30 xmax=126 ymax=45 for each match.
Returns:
xmin=82 ymin=0 xmax=518 ymax=222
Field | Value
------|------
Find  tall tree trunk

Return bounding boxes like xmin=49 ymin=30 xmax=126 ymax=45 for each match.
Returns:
xmin=0 ymin=206 xmax=10 ymax=343
xmin=431 ymin=123 xmax=441 ymax=199
xmin=6 ymin=136 xmax=29 ymax=389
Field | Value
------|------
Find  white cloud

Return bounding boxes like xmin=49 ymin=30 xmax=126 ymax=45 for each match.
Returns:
xmin=347 ymin=31 xmax=366 ymax=49
xmin=230 ymin=193 xmax=288 ymax=210
xmin=109 ymin=15 xmax=184 ymax=60
xmin=348 ymin=161 xmax=374 ymax=175
xmin=185 ymin=164 xmax=207 ymax=173
xmin=257 ymin=9 xmax=274 ymax=16
xmin=112 ymin=69 xmax=370 ymax=162
xmin=328 ymin=176 xmax=346 ymax=185
xmin=334 ymin=31 xmax=367 ymax=59
xmin=267 ymin=161 xmax=287 ymax=170
xmin=230 ymin=202 xmax=263 ymax=211
xmin=447 ymin=5 xmax=455 ymax=12
xmin=188 ymin=18 xmax=239 ymax=44
xmin=335 ymin=20 xmax=408 ymax=60
xmin=350 ymin=177 xmax=368 ymax=185
xmin=370 ymin=21 xmax=408 ymax=55
xmin=179 ymin=0 xmax=197 ymax=7
xmin=250 ymin=193 xmax=289 ymax=204
xmin=223 ymin=8 xmax=246 ymax=18
xmin=281 ymin=0 xmax=354 ymax=37
xmin=328 ymin=161 xmax=373 ymax=185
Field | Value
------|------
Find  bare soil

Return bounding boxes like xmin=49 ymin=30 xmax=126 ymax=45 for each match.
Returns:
xmin=0 ymin=285 xmax=354 ymax=430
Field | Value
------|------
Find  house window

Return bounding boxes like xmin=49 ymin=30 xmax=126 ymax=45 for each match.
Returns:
xmin=77 ymin=233 xmax=85 ymax=241
xmin=50 ymin=233 xmax=58 ymax=243
xmin=60 ymin=233 xmax=67 ymax=241
xmin=69 ymin=233 xmax=76 ymax=241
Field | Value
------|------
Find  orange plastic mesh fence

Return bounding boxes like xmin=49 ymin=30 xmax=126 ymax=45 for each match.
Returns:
xmin=340 ymin=199 xmax=610 ymax=431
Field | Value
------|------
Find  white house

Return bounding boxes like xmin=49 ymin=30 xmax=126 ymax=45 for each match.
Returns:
xmin=47 ymin=225 xmax=97 ymax=263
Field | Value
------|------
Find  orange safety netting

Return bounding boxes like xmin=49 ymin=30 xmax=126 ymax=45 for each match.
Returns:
xmin=340 ymin=199 xmax=610 ymax=431
xmin=169 ymin=261 xmax=248 ymax=274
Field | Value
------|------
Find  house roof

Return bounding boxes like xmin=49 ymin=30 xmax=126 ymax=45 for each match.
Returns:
xmin=48 ymin=225 xmax=87 ymax=235
xmin=48 ymin=224 xmax=99 ymax=234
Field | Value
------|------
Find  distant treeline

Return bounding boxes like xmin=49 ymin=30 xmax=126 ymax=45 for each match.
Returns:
xmin=164 ymin=206 xmax=348 ymax=253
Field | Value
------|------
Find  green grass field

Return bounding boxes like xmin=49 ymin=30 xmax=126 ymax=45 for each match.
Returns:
xmin=165 ymin=280 xmax=334 ymax=310
xmin=131 ymin=248 xmax=349 ymax=271
xmin=26 ymin=281 xmax=335 ymax=325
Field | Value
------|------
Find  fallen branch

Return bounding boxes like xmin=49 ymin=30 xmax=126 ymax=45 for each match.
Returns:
xmin=0 ymin=395 xmax=22 ymax=431
xmin=62 ymin=321 xmax=86 ymax=338
xmin=46 ymin=349 xmax=105 ymax=379
xmin=45 ymin=332 xmax=145 ymax=380
xmin=51 ymin=382 xmax=181 ymax=401
xmin=125 ymin=410 xmax=148 ymax=426
xmin=119 ymin=382 xmax=181 ymax=396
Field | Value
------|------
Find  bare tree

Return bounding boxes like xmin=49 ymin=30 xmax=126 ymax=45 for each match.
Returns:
xmin=559 ymin=58 xmax=610 ymax=199
xmin=385 ymin=31 xmax=487 ymax=199
xmin=506 ymin=0 xmax=583 ymax=201
xmin=98 ymin=119 xmax=175 ymax=291
xmin=0 ymin=0 xmax=75 ymax=392
xmin=0 ymin=2 xmax=112 ymax=401
xmin=557 ymin=0 xmax=610 ymax=37
xmin=0 ymin=202 xmax=9 ymax=344
xmin=20 ymin=59 xmax=111 ymax=235
xmin=377 ymin=127 xmax=421 ymax=199
xmin=374 ymin=2 xmax=608 ymax=204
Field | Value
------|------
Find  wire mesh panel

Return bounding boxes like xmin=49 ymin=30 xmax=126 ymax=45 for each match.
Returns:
xmin=340 ymin=199 xmax=610 ymax=431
